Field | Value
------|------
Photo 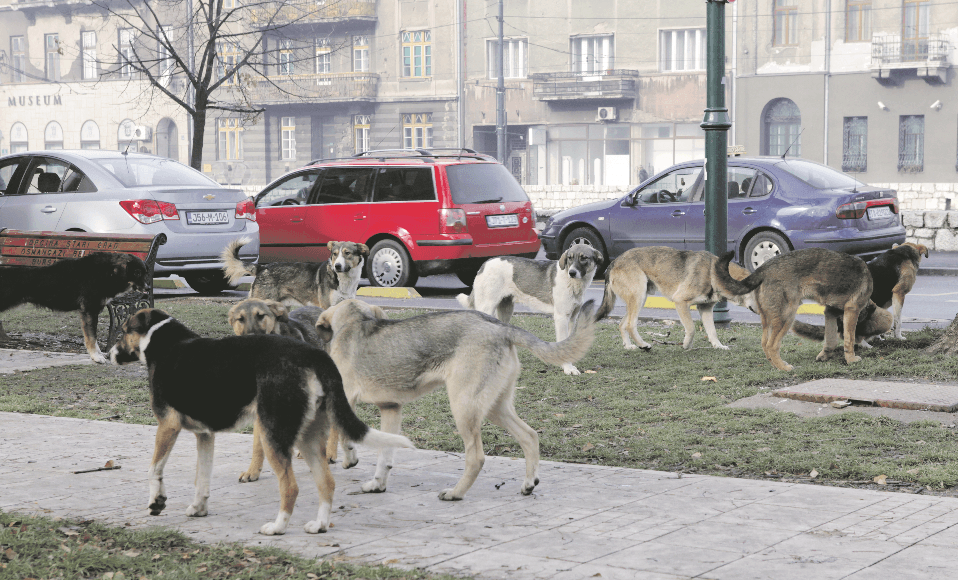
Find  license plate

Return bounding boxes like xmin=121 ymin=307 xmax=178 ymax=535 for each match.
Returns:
xmin=186 ymin=211 xmax=229 ymax=225
xmin=866 ymin=207 xmax=891 ymax=220
xmin=486 ymin=214 xmax=519 ymax=228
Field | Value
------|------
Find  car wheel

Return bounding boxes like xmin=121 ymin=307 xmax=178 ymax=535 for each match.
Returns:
xmin=562 ymin=227 xmax=608 ymax=267
xmin=367 ymin=240 xmax=418 ymax=288
xmin=743 ymin=231 xmax=790 ymax=272
xmin=184 ymin=270 xmax=231 ymax=295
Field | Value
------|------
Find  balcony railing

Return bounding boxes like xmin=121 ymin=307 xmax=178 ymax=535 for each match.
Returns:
xmin=530 ymin=70 xmax=639 ymax=101
xmin=871 ymin=34 xmax=949 ymax=83
xmin=250 ymin=0 xmax=377 ymax=26
xmin=246 ymin=72 xmax=379 ymax=105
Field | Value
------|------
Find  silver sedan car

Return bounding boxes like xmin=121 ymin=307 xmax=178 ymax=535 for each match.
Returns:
xmin=0 ymin=150 xmax=259 ymax=294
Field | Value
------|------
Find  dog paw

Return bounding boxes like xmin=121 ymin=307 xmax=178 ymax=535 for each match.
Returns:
xmin=712 ymin=344 xmax=730 ymax=350
xmin=90 ymin=352 xmax=108 ymax=364
xmin=360 ymin=479 xmax=386 ymax=493
xmin=342 ymin=457 xmax=359 ymax=470
xmin=562 ymin=364 xmax=581 ymax=376
xmin=148 ymin=495 xmax=167 ymax=515
xmin=521 ymin=477 xmax=539 ymax=495
xmin=894 ymin=333 xmax=906 ymax=340
xmin=845 ymin=354 xmax=862 ymax=365
xmin=238 ymin=471 xmax=261 ymax=483
xmin=816 ymin=350 xmax=831 ymax=362
xmin=438 ymin=488 xmax=464 ymax=501
xmin=303 ymin=520 xmax=328 ymax=534
xmin=260 ymin=522 xmax=286 ymax=536
xmin=185 ymin=503 xmax=208 ymax=517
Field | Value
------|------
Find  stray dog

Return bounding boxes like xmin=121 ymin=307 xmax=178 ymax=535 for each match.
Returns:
xmin=712 ymin=248 xmax=874 ymax=371
xmin=108 ymin=308 xmax=413 ymax=536
xmin=792 ymin=301 xmax=893 ymax=349
xmin=316 ymin=298 xmax=598 ymax=500
xmin=594 ymin=246 xmax=757 ymax=350
xmin=0 ymin=252 xmax=148 ymax=363
xmin=222 ymin=238 xmax=369 ymax=309
xmin=228 ymin=298 xmax=323 ymax=347
xmin=456 ymin=243 xmax=603 ymax=375
xmin=867 ymin=242 xmax=929 ymax=340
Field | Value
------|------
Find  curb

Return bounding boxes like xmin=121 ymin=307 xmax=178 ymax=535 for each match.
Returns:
xmin=356 ymin=287 xmax=422 ymax=299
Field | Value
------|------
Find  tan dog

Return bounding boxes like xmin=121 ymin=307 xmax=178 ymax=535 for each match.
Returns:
xmin=867 ymin=242 xmax=929 ymax=340
xmin=315 ymin=298 xmax=598 ymax=500
xmin=791 ymin=301 xmax=894 ymax=349
xmin=713 ymin=248 xmax=874 ymax=371
xmin=594 ymin=247 xmax=757 ymax=350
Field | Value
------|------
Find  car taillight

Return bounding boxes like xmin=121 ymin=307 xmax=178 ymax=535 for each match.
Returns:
xmin=439 ymin=208 xmax=467 ymax=234
xmin=119 ymin=200 xmax=179 ymax=224
xmin=836 ymin=198 xmax=898 ymax=219
xmin=236 ymin=199 xmax=257 ymax=222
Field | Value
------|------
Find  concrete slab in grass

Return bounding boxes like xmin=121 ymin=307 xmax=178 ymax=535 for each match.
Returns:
xmin=772 ymin=379 xmax=958 ymax=412
xmin=356 ymin=286 xmax=422 ymax=299
xmin=0 ymin=348 xmax=94 ymax=374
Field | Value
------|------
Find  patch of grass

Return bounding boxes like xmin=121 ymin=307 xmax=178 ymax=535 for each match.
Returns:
xmin=0 ymin=510 xmax=444 ymax=580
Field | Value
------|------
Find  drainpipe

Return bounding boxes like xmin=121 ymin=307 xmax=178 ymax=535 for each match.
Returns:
xmin=824 ymin=0 xmax=831 ymax=164
xmin=456 ymin=0 xmax=463 ymax=148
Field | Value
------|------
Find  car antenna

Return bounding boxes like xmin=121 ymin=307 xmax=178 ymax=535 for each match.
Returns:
xmin=781 ymin=128 xmax=804 ymax=161
xmin=122 ymin=130 xmax=136 ymax=156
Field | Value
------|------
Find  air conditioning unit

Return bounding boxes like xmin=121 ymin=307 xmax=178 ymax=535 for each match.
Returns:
xmin=132 ymin=125 xmax=152 ymax=141
xmin=596 ymin=107 xmax=617 ymax=122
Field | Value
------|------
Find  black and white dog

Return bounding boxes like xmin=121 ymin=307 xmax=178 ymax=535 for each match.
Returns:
xmin=108 ymin=308 xmax=413 ymax=536
xmin=457 ymin=244 xmax=603 ymax=375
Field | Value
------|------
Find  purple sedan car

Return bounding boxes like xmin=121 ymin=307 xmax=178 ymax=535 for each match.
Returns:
xmin=539 ymin=156 xmax=905 ymax=271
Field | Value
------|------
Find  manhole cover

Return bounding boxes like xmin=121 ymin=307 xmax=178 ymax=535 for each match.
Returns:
xmin=772 ymin=379 xmax=957 ymax=413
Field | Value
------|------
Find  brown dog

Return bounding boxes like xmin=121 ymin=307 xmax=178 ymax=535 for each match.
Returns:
xmin=227 ymin=298 xmax=322 ymax=346
xmin=867 ymin=242 xmax=929 ymax=340
xmin=594 ymin=246 xmax=757 ymax=350
xmin=713 ymin=248 xmax=874 ymax=371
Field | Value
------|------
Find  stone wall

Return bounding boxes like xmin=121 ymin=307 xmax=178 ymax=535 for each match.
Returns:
xmin=901 ymin=211 xmax=959 ymax=252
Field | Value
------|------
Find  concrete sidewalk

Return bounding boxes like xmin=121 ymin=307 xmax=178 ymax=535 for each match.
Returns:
xmin=0 ymin=411 xmax=956 ymax=579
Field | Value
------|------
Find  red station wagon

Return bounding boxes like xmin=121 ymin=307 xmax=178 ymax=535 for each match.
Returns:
xmin=254 ymin=149 xmax=541 ymax=287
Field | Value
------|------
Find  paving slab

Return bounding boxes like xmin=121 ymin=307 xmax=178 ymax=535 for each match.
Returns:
xmin=0 ymin=348 xmax=94 ymax=374
xmin=0 ymin=411 xmax=956 ymax=580
xmin=772 ymin=379 xmax=958 ymax=412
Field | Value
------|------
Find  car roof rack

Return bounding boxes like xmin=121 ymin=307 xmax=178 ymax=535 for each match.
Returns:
xmin=306 ymin=148 xmax=496 ymax=166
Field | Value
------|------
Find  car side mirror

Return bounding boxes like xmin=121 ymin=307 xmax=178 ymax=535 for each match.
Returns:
xmin=627 ymin=192 xmax=638 ymax=206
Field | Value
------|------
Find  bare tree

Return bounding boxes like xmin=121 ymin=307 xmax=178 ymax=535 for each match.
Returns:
xmin=924 ymin=314 xmax=958 ymax=356
xmin=92 ymin=0 xmax=349 ymax=169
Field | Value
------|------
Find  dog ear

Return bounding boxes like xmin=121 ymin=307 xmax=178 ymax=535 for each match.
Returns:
xmin=315 ymin=311 xmax=334 ymax=344
xmin=369 ymin=304 xmax=387 ymax=319
xmin=357 ymin=243 xmax=370 ymax=257
xmin=265 ymin=300 xmax=289 ymax=321
xmin=327 ymin=241 xmax=336 ymax=252
xmin=558 ymin=248 xmax=570 ymax=270
xmin=591 ymin=248 xmax=604 ymax=265
xmin=920 ymin=245 xmax=929 ymax=258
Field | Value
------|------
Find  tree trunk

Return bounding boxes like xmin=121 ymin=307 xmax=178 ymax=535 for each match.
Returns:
xmin=924 ymin=314 xmax=958 ymax=356
xmin=190 ymin=106 xmax=207 ymax=171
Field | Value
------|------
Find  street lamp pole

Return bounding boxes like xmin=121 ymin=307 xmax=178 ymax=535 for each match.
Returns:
xmin=496 ymin=0 xmax=506 ymax=164
xmin=701 ymin=0 xmax=732 ymax=324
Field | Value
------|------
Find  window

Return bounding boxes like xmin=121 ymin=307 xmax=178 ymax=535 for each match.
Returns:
xmin=118 ymin=28 xmax=135 ymax=77
xmin=10 ymin=122 xmax=28 ymax=153
xmin=402 ymin=113 xmax=432 ymax=149
xmin=373 ymin=167 xmax=436 ymax=202
xmin=725 ymin=167 xmax=758 ymax=199
xmin=774 ymin=0 xmax=798 ymax=46
xmin=763 ymin=98 xmax=801 ymax=157
xmin=659 ymin=29 xmax=706 ymax=72
xmin=571 ymin=35 xmax=613 ymax=74
xmin=26 ymin=158 xmax=71 ymax=194
xmin=842 ymin=117 xmax=868 ymax=172
xmin=401 ymin=31 xmax=430 ymax=77
xmin=255 ymin=170 xmax=322 ymax=208
xmin=80 ymin=120 xmax=101 ymax=149
xmin=281 ymin=117 xmax=296 ymax=160
xmin=630 ymin=123 xmax=704 ymax=183
xmin=217 ymin=41 xmax=239 ymax=84
xmin=487 ymin=38 xmax=527 ymax=79
xmin=635 ymin=166 xmax=702 ymax=204
xmin=158 ymin=26 xmax=173 ymax=87
xmin=354 ymin=115 xmax=370 ymax=154
xmin=0 ymin=157 xmax=25 ymax=194
xmin=44 ymin=121 xmax=64 ymax=149
xmin=223 ymin=0 xmax=237 ymax=8
xmin=902 ymin=0 xmax=930 ymax=60
xmin=313 ymin=167 xmax=374 ymax=205
xmin=548 ymin=124 xmax=635 ymax=186
xmin=315 ymin=38 xmax=331 ymax=74
xmin=82 ymin=31 xmax=98 ymax=80
xmin=218 ymin=118 xmax=243 ymax=160
xmin=846 ymin=0 xmax=872 ymax=42
xmin=45 ymin=34 xmax=60 ymax=81
xmin=898 ymin=115 xmax=924 ymax=172
xmin=278 ymin=39 xmax=293 ymax=75
xmin=11 ymin=36 xmax=25 ymax=83
xmin=354 ymin=35 xmax=370 ymax=72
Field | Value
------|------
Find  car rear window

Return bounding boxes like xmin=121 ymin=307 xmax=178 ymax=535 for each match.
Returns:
xmin=445 ymin=163 xmax=529 ymax=205
xmin=93 ymin=156 xmax=219 ymax=188
xmin=777 ymin=159 xmax=866 ymax=190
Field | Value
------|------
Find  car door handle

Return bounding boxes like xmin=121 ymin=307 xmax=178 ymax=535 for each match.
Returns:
xmin=671 ymin=210 xmax=686 ymax=217
xmin=289 ymin=217 xmax=303 ymax=223
xmin=354 ymin=213 xmax=366 ymax=221
xmin=41 ymin=206 xmax=57 ymax=213
xmin=742 ymin=208 xmax=757 ymax=215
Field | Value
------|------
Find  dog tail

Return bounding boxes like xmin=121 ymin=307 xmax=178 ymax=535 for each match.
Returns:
xmin=508 ymin=300 xmax=597 ymax=367
xmin=455 ymin=292 xmax=474 ymax=309
xmin=712 ymin=251 xmax=764 ymax=297
xmin=321 ymin=362 xmax=415 ymax=451
xmin=790 ymin=320 xmax=827 ymax=341
xmin=221 ymin=237 xmax=257 ymax=285
xmin=594 ymin=263 xmax=616 ymax=321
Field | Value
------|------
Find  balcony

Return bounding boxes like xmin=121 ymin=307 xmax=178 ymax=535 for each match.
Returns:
xmin=531 ymin=70 xmax=638 ymax=101
xmin=250 ymin=0 xmax=377 ymax=27
xmin=871 ymin=34 xmax=949 ymax=83
xmin=246 ymin=72 xmax=379 ymax=105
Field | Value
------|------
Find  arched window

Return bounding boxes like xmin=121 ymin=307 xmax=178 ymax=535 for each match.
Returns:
xmin=45 ymin=121 xmax=64 ymax=149
xmin=762 ymin=98 xmax=801 ymax=157
xmin=81 ymin=120 xmax=101 ymax=149
xmin=10 ymin=122 xmax=28 ymax=153
xmin=117 ymin=119 xmax=135 ymax=151
xmin=155 ymin=118 xmax=178 ymax=160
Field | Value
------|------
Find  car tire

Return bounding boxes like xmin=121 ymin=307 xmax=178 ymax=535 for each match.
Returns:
xmin=184 ymin=270 xmax=231 ymax=295
xmin=743 ymin=231 xmax=790 ymax=272
xmin=562 ymin=227 xmax=608 ymax=268
xmin=367 ymin=240 xmax=418 ymax=288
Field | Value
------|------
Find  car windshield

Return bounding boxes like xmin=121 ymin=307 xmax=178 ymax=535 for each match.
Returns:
xmin=445 ymin=163 xmax=530 ymax=204
xmin=92 ymin=156 xmax=218 ymax=188
xmin=777 ymin=159 xmax=865 ymax=190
